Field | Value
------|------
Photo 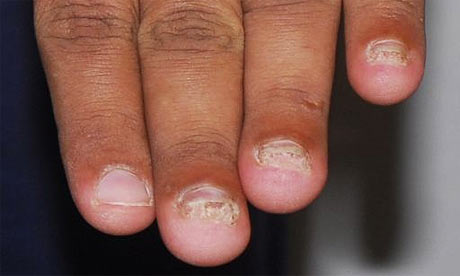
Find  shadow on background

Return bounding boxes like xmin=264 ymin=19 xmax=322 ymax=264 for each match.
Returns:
xmin=330 ymin=26 xmax=403 ymax=264
xmin=288 ymin=19 xmax=403 ymax=274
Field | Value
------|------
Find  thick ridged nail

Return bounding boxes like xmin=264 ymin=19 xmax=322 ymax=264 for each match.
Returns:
xmin=96 ymin=168 xmax=152 ymax=206
xmin=255 ymin=139 xmax=311 ymax=174
xmin=366 ymin=39 xmax=408 ymax=66
xmin=176 ymin=185 xmax=239 ymax=225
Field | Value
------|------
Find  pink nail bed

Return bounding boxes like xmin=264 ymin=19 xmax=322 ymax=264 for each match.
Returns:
xmin=97 ymin=167 xmax=152 ymax=206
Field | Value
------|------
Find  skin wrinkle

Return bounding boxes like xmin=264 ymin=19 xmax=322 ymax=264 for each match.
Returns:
xmin=62 ymin=138 xmax=151 ymax=186
xmin=156 ymin=134 xmax=237 ymax=169
xmin=244 ymin=0 xmax=310 ymax=14
xmin=350 ymin=0 xmax=421 ymax=22
xmin=35 ymin=0 xmax=138 ymax=49
xmin=68 ymin=110 xmax=142 ymax=132
xmin=254 ymin=88 xmax=326 ymax=118
xmin=247 ymin=72 xmax=329 ymax=115
xmin=138 ymin=2 xmax=243 ymax=54
xmin=57 ymin=102 xmax=147 ymax=168
xmin=243 ymin=0 xmax=339 ymax=19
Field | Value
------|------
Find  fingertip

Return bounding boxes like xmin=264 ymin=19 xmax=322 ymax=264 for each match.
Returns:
xmin=75 ymin=196 xmax=155 ymax=236
xmin=70 ymin=167 xmax=155 ymax=236
xmin=157 ymin=187 xmax=250 ymax=266
xmin=239 ymin=138 xmax=328 ymax=214
xmin=347 ymin=39 xmax=425 ymax=105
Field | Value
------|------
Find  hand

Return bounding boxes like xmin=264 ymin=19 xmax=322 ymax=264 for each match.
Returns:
xmin=34 ymin=0 xmax=425 ymax=266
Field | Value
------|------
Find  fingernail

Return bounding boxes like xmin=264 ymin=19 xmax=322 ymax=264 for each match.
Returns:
xmin=366 ymin=39 xmax=408 ymax=66
xmin=176 ymin=185 xmax=239 ymax=225
xmin=255 ymin=139 xmax=311 ymax=174
xmin=97 ymin=168 xmax=152 ymax=206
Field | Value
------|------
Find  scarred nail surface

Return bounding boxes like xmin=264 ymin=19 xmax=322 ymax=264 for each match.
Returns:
xmin=96 ymin=167 xmax=152 ymax=206
xmin=175 ymin=185 xmax=239 ymax=225
xmin=366 ymin=39 xmax=408 ymax=66
xmin=255 ymin=139 xmax=311 ymax=174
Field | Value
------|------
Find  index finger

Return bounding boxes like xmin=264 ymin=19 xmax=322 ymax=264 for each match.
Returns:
xmin=34 ymin=0 xmax=155 ymax=235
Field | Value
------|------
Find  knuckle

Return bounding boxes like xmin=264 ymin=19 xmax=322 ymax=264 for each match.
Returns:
xmin=73 ymin=108 xmax=142 ymax=134
xmin=35 ymin=0 xmax=137 ymax=51
xmin=243 ymin=0 xmax=339 ymax=32
xmin=256 ymin=86 xmax=327 ymax=118
xmin=60 ymin=106 xmax=143 ymax=161
xmin=155 ymin=128 xmax=237 ymax=167
xmin=244 ymin=0 xmax=336 ymax=15
xmin=138 ymin=4 xmax=243 ymax=54
xmin=354 ymin=0 xmax=418 ymax=20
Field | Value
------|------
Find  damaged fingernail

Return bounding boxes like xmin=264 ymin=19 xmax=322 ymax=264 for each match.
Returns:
xmin=97 ymin=167 xmax=152 ymax=206
xmin=176 ymin=185 xmax=239 ymax=225
xmin=255 ymin=139 xmax=311 ymax=174
xmin=366 ymin=39 xmax=408 ymax=66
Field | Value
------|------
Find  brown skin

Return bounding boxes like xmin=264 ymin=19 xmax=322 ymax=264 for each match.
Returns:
xmin=239 ymin=0 xmax=341 ymax=213
xmin=138 ymin=0 xmax=250 ymax=266
xmin=34 ymin=0 xmax=425 ymax=266
xmin=34 ymin=0 xmax=155 ymax=235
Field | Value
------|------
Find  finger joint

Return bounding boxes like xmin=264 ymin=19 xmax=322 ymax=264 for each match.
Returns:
xmin=138 ymin=3 xmax=243 ymax=54
xmin=35 ymin=0 xmax=138 ymax=52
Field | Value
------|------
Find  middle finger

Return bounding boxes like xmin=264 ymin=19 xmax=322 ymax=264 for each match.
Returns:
xmin=138 ymin=0 xmax=250 ymax=266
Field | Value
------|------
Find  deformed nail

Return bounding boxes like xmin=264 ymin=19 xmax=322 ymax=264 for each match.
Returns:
xmin=366 ymin=39 xmax=409 ymax=66
xmin=255 ymin=139 xmax=311 ymax=174
xmin=175 ymin=185 xmax=239 ymax=225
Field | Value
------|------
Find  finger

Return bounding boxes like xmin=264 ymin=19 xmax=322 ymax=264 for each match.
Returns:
xmin=34 ymin=0 xmax=154 ymax=235
xmin=344 ymin=0 xmax=425 ymax=105
xmin=239 ymin=0 xmax=342 ymax=213
xmin=138 ymin=0 xmax=250 ymax=266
